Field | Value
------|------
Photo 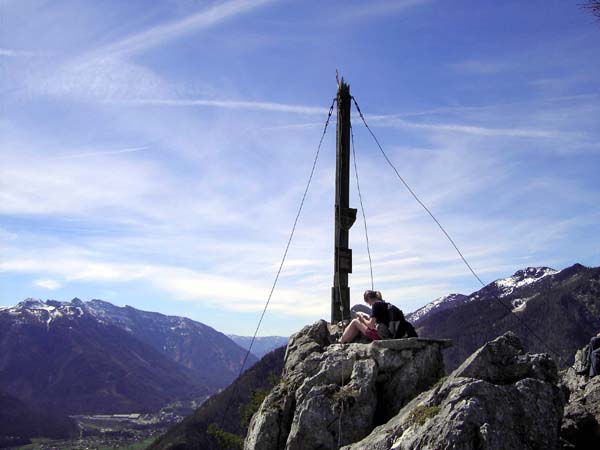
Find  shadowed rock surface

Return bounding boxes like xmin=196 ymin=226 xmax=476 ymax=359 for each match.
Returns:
xmin=560 ymin=344 xmax=600 ymax=449
xmin=244 ymin=320 xmax=451 ymax=450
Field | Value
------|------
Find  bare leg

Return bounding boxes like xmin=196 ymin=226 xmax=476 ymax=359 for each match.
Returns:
xmin=340 ymin=318 xmax=368 ymax=344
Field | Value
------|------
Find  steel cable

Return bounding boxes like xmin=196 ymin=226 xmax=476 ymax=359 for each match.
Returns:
xmin=218 ymin=98 xmax=336 ymax=428
xmin=351 ymin=96 xmax=565 ymax=363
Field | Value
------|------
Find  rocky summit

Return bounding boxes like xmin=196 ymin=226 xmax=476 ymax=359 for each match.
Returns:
xmin=244 ymin=320 xmax=452 ymax=450
xmin=244 ymin=323 xmax=572 ymax=450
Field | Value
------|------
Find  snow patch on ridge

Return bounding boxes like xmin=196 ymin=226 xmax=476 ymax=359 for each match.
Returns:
xmin=511 ymin=294 xmax=539 ymax=313
xmin=493 ymin=267 xmax=557 ymax=297
xmin=8 ymin=299 xmax=67 ymax=327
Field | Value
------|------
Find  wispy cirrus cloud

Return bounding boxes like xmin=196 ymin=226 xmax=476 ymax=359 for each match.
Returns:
xmin=103 ymin=96 xmax=560 ymax=140
xmin=91 ymin=0 xmax=277 ymax=59
xmin=21 ymin=0 xmax=277 ymax=102
xmin=49 ymin=146 xmax=151 ymax=160
xmin=380 ymin=117 xmax=560 ymax=138
xmin=119 ymin=98 xmax=328 ymax=115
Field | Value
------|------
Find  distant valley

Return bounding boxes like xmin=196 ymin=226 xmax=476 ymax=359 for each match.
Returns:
xmin=0 ymin=299 xmax=264 ymax=444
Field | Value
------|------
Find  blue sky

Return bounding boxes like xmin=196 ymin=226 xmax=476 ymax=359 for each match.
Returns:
xmin=1 ymin=0 xmax=599 ymax=336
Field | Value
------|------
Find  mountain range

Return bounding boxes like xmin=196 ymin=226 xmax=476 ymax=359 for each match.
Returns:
xmin=0 ymin=298 xmax=259 ymax=441
xmin=408 ymin=263 xmax=600 ymax=370
xmin=2 ymin=262 xmax=598 ymax=445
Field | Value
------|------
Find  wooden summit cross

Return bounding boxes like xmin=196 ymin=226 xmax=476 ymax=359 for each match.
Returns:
xmin=331 ymin=78 xmax=356 ymax=323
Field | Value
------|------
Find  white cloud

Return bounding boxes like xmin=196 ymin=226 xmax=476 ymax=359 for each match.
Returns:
xmin=0 ymin=152 xmax=161 ymax=218
xmin=34 ymin=279 xmax=62 ymax=290
xmin=92 ymin=0 xmax=276 ymax=58
xmin=2 ymin=255 xmax=326 ymax=317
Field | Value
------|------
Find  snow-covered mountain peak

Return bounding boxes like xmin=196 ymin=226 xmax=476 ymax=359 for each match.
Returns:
xmin=493 ymin=266 xmax=557 ymax=297
xmin=3 ymin=298 xmax=98 ymax=328
xmin=6 ymin=298 xmax=66 ymax=327
xmin=16 ymin=298 xmax=47 ymax=309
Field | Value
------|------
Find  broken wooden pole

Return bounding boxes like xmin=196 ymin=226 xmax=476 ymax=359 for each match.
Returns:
xmin=331 ymin=78 xmax=356 ymax=323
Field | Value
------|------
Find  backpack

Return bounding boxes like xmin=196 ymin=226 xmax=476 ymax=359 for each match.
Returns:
xmin=382 ymin=303 xmax=418 ymax=339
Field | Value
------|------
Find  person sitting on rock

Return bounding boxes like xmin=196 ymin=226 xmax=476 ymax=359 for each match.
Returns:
xmin=340 ymin=290 xmax=388 ymax=343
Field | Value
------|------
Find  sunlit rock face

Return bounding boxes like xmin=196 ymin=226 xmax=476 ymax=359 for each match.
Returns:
xmin=343 ymin=332 xmax=565 ymax=450
xmin=244 ymin=320 xmax=451 ymax=450
xmin=245 ymin=326 xmax=567 ymax=450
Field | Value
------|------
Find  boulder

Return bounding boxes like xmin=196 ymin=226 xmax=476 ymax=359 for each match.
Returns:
xmin=560 ymin=344 xmax=600 ymax=449
xmin=244 ymin=321 xmax=451 ymax=450
xmin=449 ymin=332 xmax=557 ymax=385
xmin=343 ymin=332 xmax=566 ymax=450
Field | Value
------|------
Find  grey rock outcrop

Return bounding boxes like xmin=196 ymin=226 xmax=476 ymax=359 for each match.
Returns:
xmin=244 ymin=320 xmax=451 ymax=450
xmin=343 ymin=332 xmax=565 ymax=450
xmin=560 ymin=344 xmax=600 ymax=449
